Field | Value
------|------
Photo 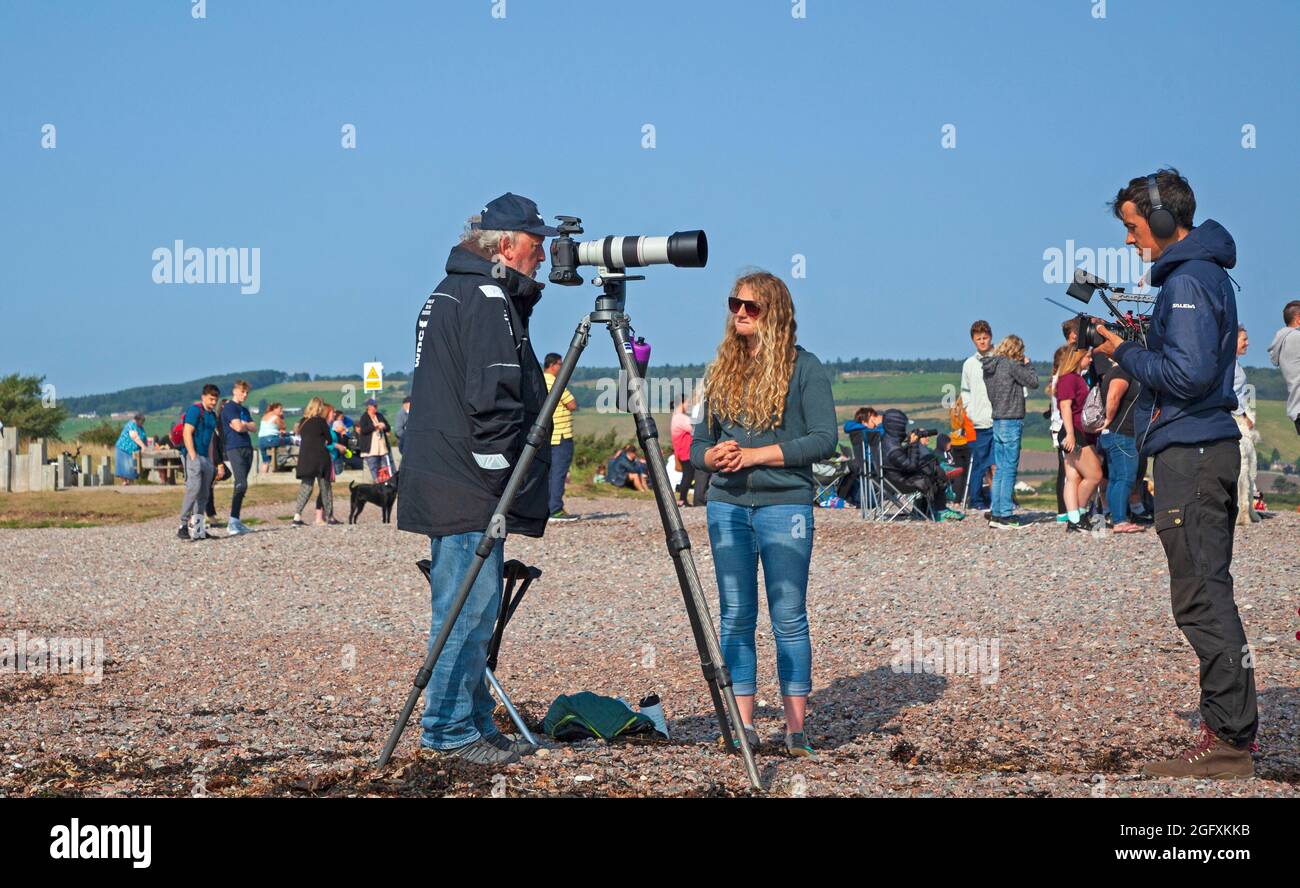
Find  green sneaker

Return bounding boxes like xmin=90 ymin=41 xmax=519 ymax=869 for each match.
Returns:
xmin=550 ymin=510 xmax=578 ymax=522
xmin=784 ymin=732 xmax=817 ymax=759
xmin=938 ymin=509 xmax=965 ymax=522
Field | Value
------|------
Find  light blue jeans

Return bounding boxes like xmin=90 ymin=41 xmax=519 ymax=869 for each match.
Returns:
xmin=990 ymin=419 xmax=1023 ymax=518
xmin=1100 ymin=432 xmax=1138 ymax=523
xmin=706 ymin=501 xmax=814 ymax=697
xmin=419 ymin=531 xmax=505 ymax=750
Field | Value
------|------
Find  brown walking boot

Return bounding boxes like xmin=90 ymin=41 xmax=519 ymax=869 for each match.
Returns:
xmin=1141 ymin=724 xmax=1254 ymax=779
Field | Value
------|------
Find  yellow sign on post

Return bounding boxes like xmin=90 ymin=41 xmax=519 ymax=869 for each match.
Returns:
xmin=363 ymin=362 xmax=383 ymax=393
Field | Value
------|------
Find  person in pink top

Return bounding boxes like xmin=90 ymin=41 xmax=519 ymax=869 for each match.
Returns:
xmin=1052 ymin=346 xmax=1103 ymax=532
xmin=670 ymin=397 xmax=696 ymax=507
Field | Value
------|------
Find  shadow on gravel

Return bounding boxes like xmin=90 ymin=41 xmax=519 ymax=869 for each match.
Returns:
xmin=1256 ymin=686 xmax=1300 ymax=784
xmin=809 ymin=667 xmax=947 ymax=750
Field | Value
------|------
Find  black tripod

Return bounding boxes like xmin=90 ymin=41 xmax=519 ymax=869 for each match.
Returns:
xmin=377 ymin=272 xmax=761 ymax=790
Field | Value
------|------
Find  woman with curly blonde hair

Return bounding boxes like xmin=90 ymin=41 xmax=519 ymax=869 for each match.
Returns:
xmin=690 ymin=271 xmax=837 ymax=758
xmin=979 ymin=334 xmax=1039 ymax=528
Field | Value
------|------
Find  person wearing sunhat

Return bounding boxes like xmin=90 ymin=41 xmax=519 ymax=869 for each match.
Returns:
xmin=397 ymin=192 xmax=559 ymax=765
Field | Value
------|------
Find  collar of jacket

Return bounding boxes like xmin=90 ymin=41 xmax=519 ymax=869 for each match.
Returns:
xmin=445 ymin=245 xmax=544 ymax=317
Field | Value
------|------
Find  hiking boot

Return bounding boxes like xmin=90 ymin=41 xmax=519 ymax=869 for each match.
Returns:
xmin=485 ymin=732 xmax=537 ymax=757
xmin=442 ymin=736 xmax=521 ymax=766
xmin=1142 ymin=725 xmax=1254 ymax=780
xmin=784 ymin=732 xmax=818 ymax=760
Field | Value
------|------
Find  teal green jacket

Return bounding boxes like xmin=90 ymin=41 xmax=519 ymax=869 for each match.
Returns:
xmin=690 ymin=347 xmax=838 ymax=507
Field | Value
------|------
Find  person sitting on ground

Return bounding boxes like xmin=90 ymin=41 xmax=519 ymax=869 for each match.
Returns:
xmin=257 ymin=402 xmax=293 ymax=472
xmin=114 ymin=413 xmax=147 ymax=485
xmin=606 ymin=444 xmax=649 ymax=491
xmin=880 ymin=408 xmax=964 ymax=521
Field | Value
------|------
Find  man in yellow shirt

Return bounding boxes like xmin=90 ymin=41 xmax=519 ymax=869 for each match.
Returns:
xmin=543 ymin=353 xmax=578 ymax=521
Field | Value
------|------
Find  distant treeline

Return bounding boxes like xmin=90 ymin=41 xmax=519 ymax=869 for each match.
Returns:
xmin=56 ymin=359 xmax=1291 ymax=418
xmin=61 ymin=369 xmax=414 ymax=416
xmin=61 ymin=370 xmax=289 ymax=415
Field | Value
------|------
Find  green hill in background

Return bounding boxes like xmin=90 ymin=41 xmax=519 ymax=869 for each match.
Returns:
xmin=50 ymin=363 xmax=1298 ymax=468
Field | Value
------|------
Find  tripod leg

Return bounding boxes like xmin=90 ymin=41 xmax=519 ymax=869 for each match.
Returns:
xmin=485 ymin=668 xmax=540 ymax=747
xmin=377 ymin=317 xmax=594 ymax=767
xmin=608 ymin=318 xmax=762 ymax=790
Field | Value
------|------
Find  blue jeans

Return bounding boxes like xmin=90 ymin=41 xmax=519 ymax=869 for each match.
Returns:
xmin=258 ymin=433 xmax=292 ymax=465
xmin=548 ymin=437 xmax=574 ymax=514
xmin=1101 ymin=432 xmax=1138 ymax=523
xmin=364 ymin=454 xmax=389 ymax=481
xmin=965 ymin=427 xmax=993 ymax=509
xmin=990 ymin=419 xmax=1023 ymax=518
xmin=706 ymin=501 xmax=814 ymax=697
xmin=419 ymin=532 xmax=505 ymax=750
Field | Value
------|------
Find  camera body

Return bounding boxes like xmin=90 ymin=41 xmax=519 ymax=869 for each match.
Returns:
xmin=1064 ymin=269 xmax=1153 ymax=349
xmin=910 ymin=428 xmax=939 ymax=440
xmin=1071 ymin=312 xmax=1151 ymax=350
xmin=548 ymin=216 xmax=708 ymax=286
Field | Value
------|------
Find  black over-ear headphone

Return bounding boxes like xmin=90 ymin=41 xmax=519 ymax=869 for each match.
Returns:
xmin=1145 ymin=174 xmax=1178 ymax=239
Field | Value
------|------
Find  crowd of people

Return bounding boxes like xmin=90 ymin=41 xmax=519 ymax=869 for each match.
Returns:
xmin=99 ymin=182 xmax=1300 ymax=781
xmin=146 ymin=378 xmax=404 ymax=540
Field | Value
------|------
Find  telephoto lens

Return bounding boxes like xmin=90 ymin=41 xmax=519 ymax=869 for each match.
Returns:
xmin=575 ymin=231 xmax=708 ymax=270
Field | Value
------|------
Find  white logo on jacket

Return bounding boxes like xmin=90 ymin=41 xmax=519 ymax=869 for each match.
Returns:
xmin=1172 ymin=303 xmax=1197 ymax=309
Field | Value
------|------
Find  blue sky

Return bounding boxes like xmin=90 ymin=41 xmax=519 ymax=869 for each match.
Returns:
xmin=2 ymin=0 xmax=1297 ymax=396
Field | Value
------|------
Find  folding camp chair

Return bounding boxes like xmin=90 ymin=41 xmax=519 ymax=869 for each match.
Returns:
xmin=857 ymin=429 xmax=935 ymax=522
xmin=812 ymin=457 xmax=850 ymax=505
xmin=415 ymin=558 xmax=541 ymax=746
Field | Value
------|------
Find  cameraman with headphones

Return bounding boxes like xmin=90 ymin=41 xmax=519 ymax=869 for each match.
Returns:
xmin=1092 ymin=168 xmax=1255 ymax=779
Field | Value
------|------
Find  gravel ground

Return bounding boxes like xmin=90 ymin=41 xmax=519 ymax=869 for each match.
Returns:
xmin=1 ymin=496 xmax=1296 ymax=797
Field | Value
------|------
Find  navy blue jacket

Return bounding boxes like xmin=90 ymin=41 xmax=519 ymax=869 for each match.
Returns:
xmin=397 ymin=246 xmax=551 ymax=538
xmin=1114 ymin=219 xmax=1241 ymax=456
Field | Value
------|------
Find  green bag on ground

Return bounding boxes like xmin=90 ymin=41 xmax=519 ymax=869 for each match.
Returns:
xmin=542 ymin=692 xmax=657 ymax=741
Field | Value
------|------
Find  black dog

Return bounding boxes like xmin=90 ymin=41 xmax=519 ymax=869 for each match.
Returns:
xmin=348 ymin=472 xmax=399 ymax=524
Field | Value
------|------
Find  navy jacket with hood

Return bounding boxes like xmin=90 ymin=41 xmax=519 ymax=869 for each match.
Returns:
xmin=397 ymin=246 xmax=551 ymax=538
xmin=880 ymin=408 xmax=936 ymax=476
xmin=1114 ymin=219 xmax=1241 ymax=456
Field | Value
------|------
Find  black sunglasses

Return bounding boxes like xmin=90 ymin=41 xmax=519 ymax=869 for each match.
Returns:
xmin=727 ymin=297 xmax=762 ymax=317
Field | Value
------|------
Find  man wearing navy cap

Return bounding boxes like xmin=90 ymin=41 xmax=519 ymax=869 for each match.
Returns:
xmin=397 ymin=193 xmax=558 ymax=765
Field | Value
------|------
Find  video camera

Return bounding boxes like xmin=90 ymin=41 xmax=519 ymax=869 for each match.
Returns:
xmin=548 ymin=216 xmax=708 ymax=286
xmin=910 ymin=428 xmax=940 ymax=440
xmin=1054 ymin=269 xmax=1153 ymax=349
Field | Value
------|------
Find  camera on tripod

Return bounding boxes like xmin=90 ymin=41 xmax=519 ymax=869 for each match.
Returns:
xmin=548 ymin=216 xmax=708 ymax=286
xmin=1055 ymin=269 xmax=1153 ymax=349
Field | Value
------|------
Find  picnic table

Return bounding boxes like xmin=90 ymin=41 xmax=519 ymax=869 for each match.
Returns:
xmin=137 ymin=448 xmax=183 ymax=484
xmin=261 ymin=443 xmax=299 ymax=473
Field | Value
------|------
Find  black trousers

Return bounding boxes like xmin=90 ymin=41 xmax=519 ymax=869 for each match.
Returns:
xmin=1153 ymin=439 xmax=1257 ymax=746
